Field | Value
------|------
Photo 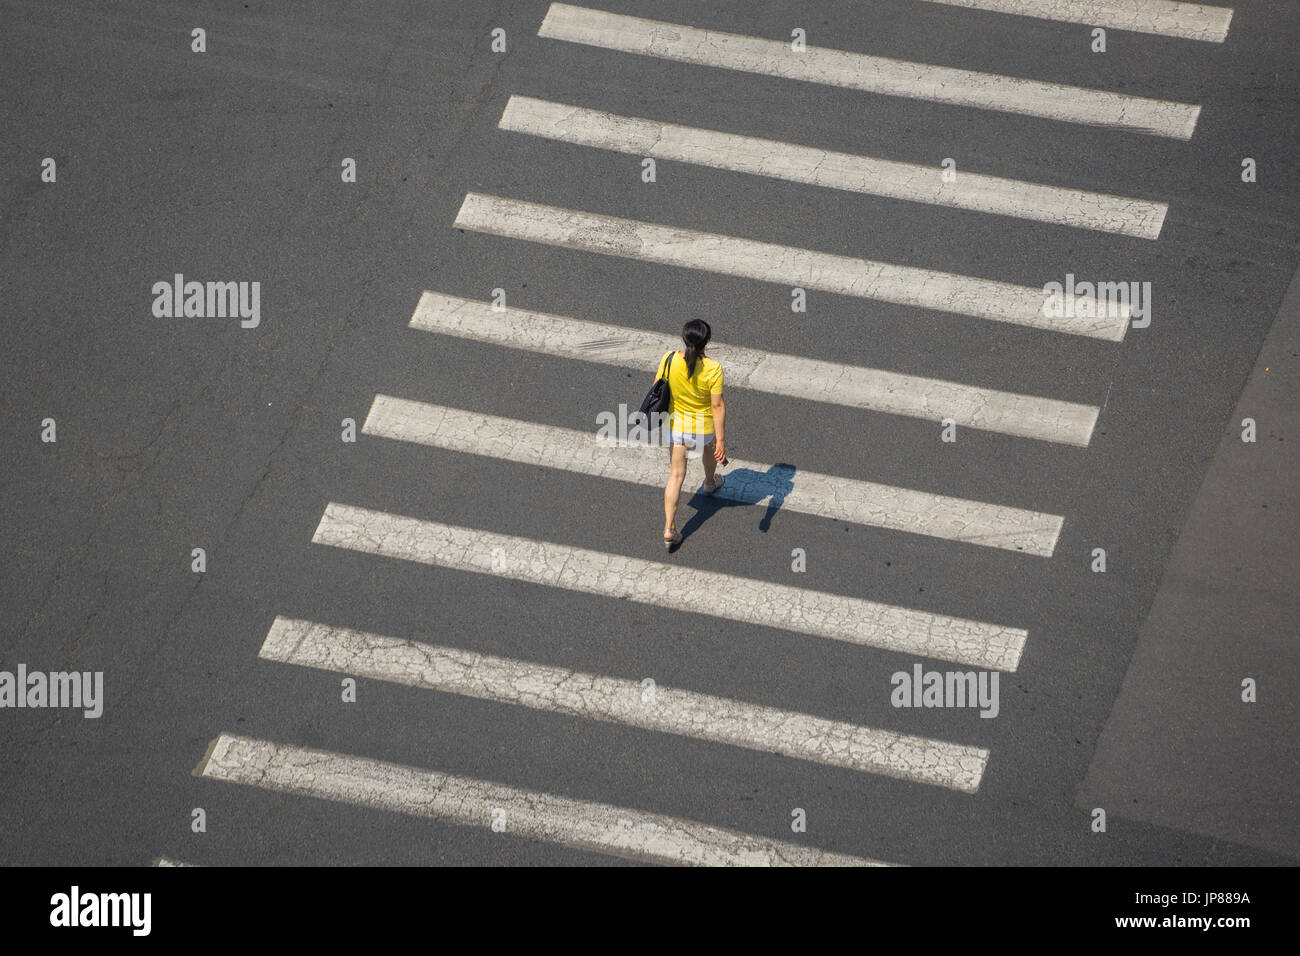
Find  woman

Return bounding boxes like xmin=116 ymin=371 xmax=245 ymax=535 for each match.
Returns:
xmin=657 ymin=319 xmax=726 ymax=549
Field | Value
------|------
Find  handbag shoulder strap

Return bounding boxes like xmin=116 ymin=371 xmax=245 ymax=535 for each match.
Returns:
xmin=660 ymin=349 xmax=674 ymax=380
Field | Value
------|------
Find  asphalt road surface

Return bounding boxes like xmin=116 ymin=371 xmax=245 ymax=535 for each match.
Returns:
xmin=1 ymin=0 xmax=1296 ymax=866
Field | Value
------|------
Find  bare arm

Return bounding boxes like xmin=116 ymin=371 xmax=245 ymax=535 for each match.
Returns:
xmin=711 ymin=393 xmax=726 ymax=461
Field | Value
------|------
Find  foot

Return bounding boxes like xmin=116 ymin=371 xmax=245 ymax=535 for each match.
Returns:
xmin=663 ymin=528 xmax=682 ymax=548
xmin=703 ymin=475 xmax=725 ymax=494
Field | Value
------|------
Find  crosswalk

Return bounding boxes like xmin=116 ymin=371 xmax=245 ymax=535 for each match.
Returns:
xmin=917 ymin=0 xmax=1232 ymax=43
xmin=192 ymin=1 xmax=1223 ymax=864
xmin=312 ymin=502 xmax=1028 ymax=670
xmin=454 ymin=192 xmax=1133 ymax=338
xmin=198 ymin=733 xmax=888 ymax=866
xmin=537 ymin=4 xmax=1202 ymax=138
xmin=406 ymin=292 xmax=1102 ymax=445
xmin=259 ymin=616 xmax=990 ymax=791
xmin=362 ymin=394 xmax=1065 ymax=552
xmin=497 ymin=95 xmax=1169 ymax=238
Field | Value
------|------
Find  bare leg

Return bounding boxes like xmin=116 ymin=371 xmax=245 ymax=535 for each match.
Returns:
xmin=702 ymin=440 xmax=718 ymax=489
xmin=663 ymin=444 xmax=687 ymax=533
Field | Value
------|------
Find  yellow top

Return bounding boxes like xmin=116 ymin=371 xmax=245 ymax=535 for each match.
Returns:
xmin=655 ymin=349 xmax=723 ymax=434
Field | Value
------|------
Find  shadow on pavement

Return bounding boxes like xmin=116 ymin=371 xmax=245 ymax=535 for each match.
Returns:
xmin=676 ymin=462 xmax=797 ymax=547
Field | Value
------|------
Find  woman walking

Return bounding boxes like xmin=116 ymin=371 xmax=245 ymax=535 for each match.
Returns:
xmin=657 ymin=319 xmax=726 ymax=549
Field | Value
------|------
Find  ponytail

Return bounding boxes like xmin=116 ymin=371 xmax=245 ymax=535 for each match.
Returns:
xmin=681 ymin=319 xmax=712 ymax=377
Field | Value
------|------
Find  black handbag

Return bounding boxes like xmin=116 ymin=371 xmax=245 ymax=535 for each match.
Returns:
xmin=638 ymin=350 xmax=673 ymax=418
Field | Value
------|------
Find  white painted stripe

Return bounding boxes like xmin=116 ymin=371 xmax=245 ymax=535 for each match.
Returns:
xmin=919 ymin=0 xmax=1232 ymax=43
xmin=500 ymin=95 xmax=1167 ymax=239
xmin=199 ymin=733 xmax=890 ymax=865
xmin=409 ymin=292 xmax=1101 ymax=445
xmin=153 ymin=857 xmax=197 ymax=867
xmin=364 ymin=395 xmax=1063 ymax=555
xmin=262 ymin=617 xmax=990 ymax=792
xmin=312 ymin=502 xmax=1028 ymax=671
xmin=454 ymin=193 xmax=1131 ymax=340
xmin=538 ymin=3 xmax=1200 ymax=138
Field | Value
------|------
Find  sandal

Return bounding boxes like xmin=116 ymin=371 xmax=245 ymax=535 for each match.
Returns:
xmin=663 ymin=529 xmax=682 ymax=549
xmin=703 ymin=475 xmax=725 ymax=494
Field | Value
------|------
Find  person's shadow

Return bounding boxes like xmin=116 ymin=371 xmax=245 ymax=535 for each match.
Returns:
xmin=674 ymin=463 xmax=796 ymax=548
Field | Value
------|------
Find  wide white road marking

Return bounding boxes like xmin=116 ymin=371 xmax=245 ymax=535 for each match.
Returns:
xmin=311 ymin=502 xmax=1028 ymax=671
xmin=918 ymin=0 xmax=1232 ymax=43
xmin=537 ymin=3 xmax=1200 ymax=138
xmin=261 ymin=616 xmax=990 ymax=792
xmin=499 ymin=95 xmax=1168 ymax=239
xmin=363 ymin=395 xmax=1064 ymax=555
xmin=454 ymin=194 xmax=1131 ymax=340
xmin=198 ymin=733 xmax=891 ymax=865
xmin=408 ymin=293 xmax=1101 ymax=445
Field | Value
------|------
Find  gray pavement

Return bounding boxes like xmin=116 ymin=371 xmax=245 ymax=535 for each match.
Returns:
xmin=0 ymin=0 xmax=1296 ymax=865
xmin=1078 ymin=254 xmax=1300 ymax=859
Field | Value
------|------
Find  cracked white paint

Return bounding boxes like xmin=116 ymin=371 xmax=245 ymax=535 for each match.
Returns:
xmin=408 ymin=292 xmax=1100 ymax=445
xmin=500 ymin=95 xmax=1168 ymax=239
xmin=454 ymin=193 xmax=1131 ymax=340
xmin=363 ymin=394 xmax=1064 ymax=555
xmin=200 ymin=733 xmax=890 ymax=866
xmin=538 ymin=4 xmax=1201 ymax=138
xmin=311 ymin=503 xmax=1028 ymax=671
xmin=261 ymin=616 xmax=990 ymax=792
xmin=919 ymin=0 xmax=1232 ymax=43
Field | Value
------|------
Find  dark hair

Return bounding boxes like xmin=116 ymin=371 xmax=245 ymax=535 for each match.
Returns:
xmin=681 ymin=319 xmax=712 ymax=377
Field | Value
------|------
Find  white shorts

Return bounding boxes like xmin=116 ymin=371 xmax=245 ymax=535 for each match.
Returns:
xmin=670 ymin=430 xmax=715 ymax=450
